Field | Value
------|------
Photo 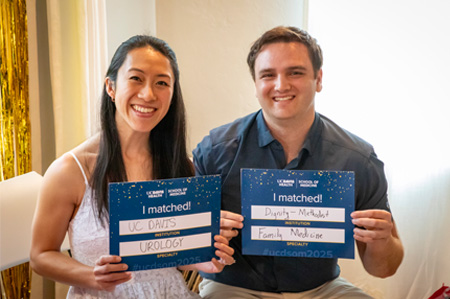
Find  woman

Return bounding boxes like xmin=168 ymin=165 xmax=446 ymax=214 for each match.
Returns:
xmin=30 ymin=35 xmax=243 ymax=298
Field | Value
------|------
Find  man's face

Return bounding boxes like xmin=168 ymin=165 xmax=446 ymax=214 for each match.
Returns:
xmin=254 ymin=42 xmax=322 ymax=127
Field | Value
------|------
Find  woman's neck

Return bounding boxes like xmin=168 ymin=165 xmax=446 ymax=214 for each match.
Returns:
xmin=118 ymin=130 xmax=153 ymax=181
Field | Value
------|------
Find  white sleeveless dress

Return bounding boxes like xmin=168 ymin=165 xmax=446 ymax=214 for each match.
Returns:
xmin=66 ymin=152 xmax=200 ymax=299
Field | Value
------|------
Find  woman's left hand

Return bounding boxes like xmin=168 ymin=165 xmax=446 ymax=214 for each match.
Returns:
xmin=220 ymin=210 xmax=244 ymax=241
xmin=181 ymin=235 xmax=235 ymax=273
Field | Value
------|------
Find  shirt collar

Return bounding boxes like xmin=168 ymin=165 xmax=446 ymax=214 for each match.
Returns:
xmin=302 ymin=112 xmax=322 ymax=157
xmin=256 ymin=110 xmax=322 ymax=156
xmin=256 ymin=110 xmax=275 ymax=147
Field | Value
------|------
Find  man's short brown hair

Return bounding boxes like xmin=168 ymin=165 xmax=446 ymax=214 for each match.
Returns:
xmin=247 ymin=26 xmax=323 ymax=80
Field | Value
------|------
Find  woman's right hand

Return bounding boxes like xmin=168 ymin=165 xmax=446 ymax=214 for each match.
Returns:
xmin=93 ymin=255 xmax=132 ymax=292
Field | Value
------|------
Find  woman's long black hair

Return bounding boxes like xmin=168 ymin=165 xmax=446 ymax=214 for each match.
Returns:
xmin=90 ymin=35 xmax=194 ymax=221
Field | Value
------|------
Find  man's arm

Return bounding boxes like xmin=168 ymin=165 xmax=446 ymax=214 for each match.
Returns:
xmin=351 ymin=209 xmax=404 ymax=278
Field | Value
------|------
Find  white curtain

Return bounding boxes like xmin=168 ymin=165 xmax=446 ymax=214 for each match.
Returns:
xmin=83 ymin=0 xmax=108 ymax=136
xmin=46 ymin=0 xmax=107 ymax=156
xmin=308 ymin=1 xmax=450 ymax=298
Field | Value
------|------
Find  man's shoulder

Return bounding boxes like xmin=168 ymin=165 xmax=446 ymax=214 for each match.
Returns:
xmin=318 ymin=114 xmax=374 ymax=159
xmin=193 ymin=111 xmax=260 ymax=174
xmin=205 ymin=111 xmax=259 ymax=148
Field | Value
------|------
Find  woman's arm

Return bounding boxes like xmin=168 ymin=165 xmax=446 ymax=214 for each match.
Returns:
xmin=30 ymin=153 xmax=131 ymax=291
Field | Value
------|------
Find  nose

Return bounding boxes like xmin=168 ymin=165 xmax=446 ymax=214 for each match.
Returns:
xmin=274 ymin=75 xmax=290 ymax=92
xmin=139 ymin=84 xmax=156 ymax=102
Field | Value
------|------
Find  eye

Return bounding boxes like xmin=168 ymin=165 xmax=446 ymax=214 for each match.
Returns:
xmin=290 ymin=71 xmax=304 ymax=76
xmin=156 ymin=80 xmax=170 ymax=87
xmin=130 ymin=76 xmax=142 ymax=81
xmin=260 ymin=73 xmax=274 ymax=79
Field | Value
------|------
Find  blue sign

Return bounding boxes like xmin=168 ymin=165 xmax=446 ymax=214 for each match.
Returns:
xmin=109 ymin=175 xmax=221 ymax=270
xmin=241 ymin=169 xmax=354 ymax=259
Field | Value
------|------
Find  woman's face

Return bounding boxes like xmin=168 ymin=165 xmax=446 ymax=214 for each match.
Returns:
xmin=106 ymin=46 xmax=174 ymax=135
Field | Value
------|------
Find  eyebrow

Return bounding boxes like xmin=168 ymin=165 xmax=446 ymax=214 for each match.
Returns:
xmin=127 ymin=68 xmax=172 ymax=79
xmin=287 ymin=66 xmax=308 ymax=72
xmin=258 ymin=65 xmax=308 ymax=74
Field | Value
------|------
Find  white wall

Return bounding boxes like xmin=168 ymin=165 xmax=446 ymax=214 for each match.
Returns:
xmin=308 ymin=1 xmax=450 ymax=298
xmin=106 ymin=0 xmax=156 ymax=62
xmin=155 ymin=0 xmax=306 ymax=151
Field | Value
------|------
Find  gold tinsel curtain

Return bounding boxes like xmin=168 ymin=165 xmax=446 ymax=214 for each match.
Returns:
xmin=0 ymin=0 xmax=31 ymax=298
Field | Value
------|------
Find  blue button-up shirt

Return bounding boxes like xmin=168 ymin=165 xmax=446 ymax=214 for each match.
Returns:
xmin=193 ymin=110 xmax=390 ymax=292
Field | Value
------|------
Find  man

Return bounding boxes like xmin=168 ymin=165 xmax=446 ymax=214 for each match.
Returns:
xmin=193 ymin=26 xmax=403 ymax=298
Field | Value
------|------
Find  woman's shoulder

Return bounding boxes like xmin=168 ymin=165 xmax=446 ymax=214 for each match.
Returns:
xmin=39 ymin=153 xmax=86 ymax=208
xmin=42 ymin=136 xmax=100 ymax=201
xmin=69 ymin=135 xmax=100 ymax=177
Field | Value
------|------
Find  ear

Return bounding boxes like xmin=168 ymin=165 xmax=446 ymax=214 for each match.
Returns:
xmin=315 ymin=69 xmax=323 ymax=92
xmin=105 ymin=77 xmax=115 ymax=99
